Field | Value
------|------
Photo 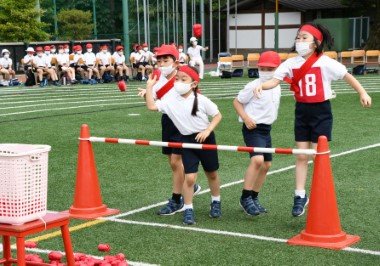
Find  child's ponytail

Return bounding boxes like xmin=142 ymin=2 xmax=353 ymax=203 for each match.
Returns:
xmin=191 ymin=86 xmax=199 ymax=116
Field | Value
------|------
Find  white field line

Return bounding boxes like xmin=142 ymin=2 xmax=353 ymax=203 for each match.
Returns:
xmin=23 ymin=247 xmax=159 ymax=266
xmin=101 ymin=218 xmax=380 ymax=256
xmin=108 ymin=142 xmax=380 ymax=220
xmin=1 ymin=90 xmax=380 ymax=117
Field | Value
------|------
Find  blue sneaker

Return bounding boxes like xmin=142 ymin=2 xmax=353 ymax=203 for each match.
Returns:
xmin=292 ymin=195 xmax=309 ymax=217
xmin=240 ymin=196 xmax=260 ymax=216
xmin=157 ymin=198 xmax=184 ymax=216
xmin=209 ymin=201 xmax=221 ymax=218
xmin=183 ymin=208 xmax=195 ymax=225
xmin=193 ymin=184 xmax=201 ymax=195
xmin=252 ymin=197 xmax=267 ymax=213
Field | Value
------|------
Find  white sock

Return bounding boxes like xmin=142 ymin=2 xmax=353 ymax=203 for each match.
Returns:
xmin=211 ymin=195 xmax=221 ymax=202
xmin=183 ymin=204 xmax=193 ymax=210
xmin=295 ymin=190 xmax=306 ymax=198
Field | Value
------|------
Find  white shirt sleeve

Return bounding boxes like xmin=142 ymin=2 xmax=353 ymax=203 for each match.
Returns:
xmin=236 ymin=81 xmax=257 ymax=104
xmin=324 ymin=56 xmax=348 ymax=80
xmin=201 ymin=96 xmax=219 ymax=117
xmin=155 ymin=99 xmax=166 ymax=113
xmin=273 ymin=59 xmax=293 ymax=81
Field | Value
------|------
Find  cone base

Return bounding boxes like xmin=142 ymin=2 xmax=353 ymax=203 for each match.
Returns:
xmin=287 ymin=230 xmax=360 ymax=250
xmin=66 ymin=204 xmax=120 ymax=219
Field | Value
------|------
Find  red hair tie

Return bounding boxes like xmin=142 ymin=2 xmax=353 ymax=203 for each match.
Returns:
xmin=300 ymin=25 xmax=323 ymax=42
xmin=178 ymin=65 xmax=200 ymax=82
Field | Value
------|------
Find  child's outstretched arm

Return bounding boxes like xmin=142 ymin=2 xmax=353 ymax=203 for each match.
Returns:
xmin=233 ymin=98 xmax=256 ymax=129
xmin=254 ymin=78 xmax=281 ymax=98
xmin=145 ymin=74 xmax=158 ymax=111
xmin=343 ymin=73 xmax=372 ymax=107
xmin=195 ymin=112 xmax=222 ymax=143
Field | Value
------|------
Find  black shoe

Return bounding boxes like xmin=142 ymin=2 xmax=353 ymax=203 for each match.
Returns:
xmin=252 ymin=197 xmax=267 ymax=213
xmin=292 ymin=195 xmax=309 ymax=217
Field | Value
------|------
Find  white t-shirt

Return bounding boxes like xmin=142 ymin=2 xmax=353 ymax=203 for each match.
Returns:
xmin=56 ymin=53 xmax=69 ymax=66
xmin=152 ymin=74 xmax=177 ymax=101
xmin=83 ymin=52 xmax=96 ymax=66
xmin=187 ymin=45 xmax=204 ymax=60
xmin=179 ymin=52 xmax=187 ymax=63
xmin=96 ymin=52 xmax=111 ymax=65
xmin=141 ymin=50 xmax=153 ymax=63
xmin=113 ymin=52 xmax=125 ymax=65
xmin=236 ymin=79 xmax=281 ymax=125
xmin=273 ymin=55 xmax=347 ymax=103
xmin=74 ymin=54 xmax=84 ymax=65
xmin=34 ymin=55 xmax=49 ymax=67
xmin=134 ymin=51 xmax=146 ymax=63
xmin=45 ymin=54 xmax=53 ymax=67
xmin=156 ymin=92 xmax=219 ymax=135
xmin=0 ymin=58 xmax=12 ymax=68
xmin=23 ymin=54 xmax=34 ymax=65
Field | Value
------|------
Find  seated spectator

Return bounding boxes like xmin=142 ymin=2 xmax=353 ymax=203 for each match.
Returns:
xmin=141 ymin=43 xmax=154 ymax=75
xmin=0 ymin=49 xmax=16 ymax=83
xmin=96 ymin=44 xmax=114 ymax=82
xmin=33 ymin=46 xmax=60 ymax=87
xmin=73 ymin=45 xmax=86 ymax=80
xmin=112 ymin=45 xmax=130 ymax=81
xmin=134 ymin=45 xmax=147 ymax=81
xmin=178 ymin=44 xmax=188 ymax=65
xmin=56 ymin=45 xmax=76 ymax=84
xmin=83 ymin=43 xmax=101 ymax=82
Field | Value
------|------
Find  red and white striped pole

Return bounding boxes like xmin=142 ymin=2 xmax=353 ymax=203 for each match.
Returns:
xmin=83 ymin=137 xmax=317 ymax=155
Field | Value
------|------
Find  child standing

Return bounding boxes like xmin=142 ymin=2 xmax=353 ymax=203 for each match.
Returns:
xmin=138 ymin=45 xmax=201 ymax=217
xmin=187 ymin=37 xmax=208 ymax=79
xmin=145 ymin=66 xmax=222 ymax=225
xmin=254 ymin=23 xmax=372 ymax=217
xmin=233 ymin=51 xmax=281 ymax=216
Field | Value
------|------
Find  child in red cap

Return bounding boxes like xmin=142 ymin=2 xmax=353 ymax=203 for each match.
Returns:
xmin=112 ymin=45 xmax=130 ymax=81
xmin=233 ymin=51 xmax=281 ymax=216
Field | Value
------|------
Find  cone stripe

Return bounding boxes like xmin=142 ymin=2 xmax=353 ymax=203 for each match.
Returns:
xmin=88 ymin=137 xmax=316 ymax=155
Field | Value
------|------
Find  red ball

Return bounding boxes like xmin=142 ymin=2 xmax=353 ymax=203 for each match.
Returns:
xmin=48 ymin=251 xmax=63 ymax=262
xmin=115 ymin=253 xmax=125 ymax=261
xmin=98 ymin=243 xmax=111 ymax=252
xmin=152 ymin=69 xmax=161 ymax=80
xmin=25 ymin=241 xmax=38 ymax=248
xmin=117 ymin=80 xmax=126 ymax=92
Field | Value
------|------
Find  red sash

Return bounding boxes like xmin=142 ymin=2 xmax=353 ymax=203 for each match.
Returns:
xmin=284 ymin=53 xmax=322 ymax=93
xmin=156 ymin=77 xmax=175 ymax=99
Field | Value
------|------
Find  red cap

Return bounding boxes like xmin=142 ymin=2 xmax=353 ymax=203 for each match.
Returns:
xmin=156 ymin=44 xmax=179 ymax=60
xmin=178 ymin=65 xmax=200 ymax=82
xmin=136 ymin=45 xmax=142 ymax=51
xmin=63 ymin=44 xmax=69 ymax=48
xmin=44 ymin=45 xmax=51 ymax=51
xmin=86 ymin=43 xmax=93 ymax=49
xmin=75 ymin=45 xmax=82 ymax=51
xmin=35 ymin=46 xmax=43 ymax=52
xmin=142 ymin=43 xmax=148 ymax=47
xmin=153 ymin=47 xmax=159 ymax=52
xmin=116 ymin=45 xmax=124 ymax=51
xmin=257 ymin=51 xmax=281 ymax=67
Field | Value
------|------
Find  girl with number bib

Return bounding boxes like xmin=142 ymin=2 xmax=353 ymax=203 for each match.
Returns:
xmin=146 ymin=66 xmax=222 ymax=225
xmin=254 ymin=22 xmax=372 ymax=217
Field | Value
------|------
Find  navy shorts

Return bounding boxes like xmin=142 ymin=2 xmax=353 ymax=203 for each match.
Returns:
xmin=295 ymin=100 xmax=333 ymax=143
xmin=242 ymin=124 xmax=272 ymax=161
xmin=181 ymin=132 xmax=219 ymax=174
xmin=161 ymin=114 xmax=182 ymax=155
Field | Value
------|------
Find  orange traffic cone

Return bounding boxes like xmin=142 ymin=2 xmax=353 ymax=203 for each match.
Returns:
xmin=68 ymin=124 xmax=119 ymax=219
xmin=287 ymin=136 xmax=360 ymax=249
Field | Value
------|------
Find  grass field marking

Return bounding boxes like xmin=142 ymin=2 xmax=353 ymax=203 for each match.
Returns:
xmin=101 ymin=218 xmax=380 ymax=256
xmin=23 ymin=247 xmax=160 ymax=266
xmin=109 ymin=142 xmax=380 ymax=220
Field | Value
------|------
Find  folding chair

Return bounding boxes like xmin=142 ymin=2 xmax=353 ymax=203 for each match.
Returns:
xmin=278 ymin=53 xmax=288 ymax=62
xmin=339 ymin=51 xmax=353 ymax=68
xmin=351 ymin=50 xmax=366 ymax=66
xmin=365 ymin=50 xmax=379 ymax=74
xmin=324 ymin=51 xmax=338 ymax=60
xmin=247 ymin=53 xmax=260 ymax=69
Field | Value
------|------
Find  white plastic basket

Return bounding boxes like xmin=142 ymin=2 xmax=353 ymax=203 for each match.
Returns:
xmin=0 ymin=144 xmax=51 ymax=225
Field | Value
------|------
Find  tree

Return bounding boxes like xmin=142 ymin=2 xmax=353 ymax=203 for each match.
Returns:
xmin=57 ymin=9 xmax=93 ymax=40
xmin=0 ymin=0 xmax=49 ymax=42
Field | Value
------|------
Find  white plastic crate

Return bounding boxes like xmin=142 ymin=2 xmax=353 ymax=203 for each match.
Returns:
xmin=0 ymin=144 xmax=51 ymax=225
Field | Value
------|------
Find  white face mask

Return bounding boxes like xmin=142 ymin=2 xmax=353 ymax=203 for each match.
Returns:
xmin=102 ymin=50 xmax=107 ymax=54
xmin=64 ymin=48 xmax=69 ymax=53
xmin=37 ymin=53 xmax=43 ymax=57
xmin=3 ymin=54 xmax=9 ymax=59
xmin=87 ymin=49 xmax=92 ymax=53
xmin=259 ymin=71 xmax=275 ymax=82
xmin=295 ymin=42 xmax=314 ymax=56
xmin=45 ymin=51 xmax=50 ymax=55
xmin=77 ymin=51 xmax=82 ymax=55
xmin=51 ymin=49 xmax=56 ymax=53
xmin=118 ymin=51 xmax=123 ymax=56
xmin=174 ymin=82 xmax=192 ymax=95
xmin=143 ymin=47 xmax=148 ymax=51
xmin=59 ymin=49 xmax=64 ymax=54
xmin=159 ymin=65 xmax=175 ymax=76
xmin=192 ymin=41 xmax=198 ymax=46
xmin=178 ymin=49 xmax=183 ymax=53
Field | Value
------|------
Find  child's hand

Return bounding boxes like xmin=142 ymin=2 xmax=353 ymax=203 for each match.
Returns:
xmin=254 ymin=85 xmax=262 ymax=98
xmin=137 ymin=88 xmax=146 ymax=98
xmin=360 ymin=92 xmax=372 ymax=108
xmin=195 ymin=129 xmax=211 ymax=143
xmin=146 ymin=73 xmax=158 ymax=87
xmin=243 ymin=117 xmax=256 ymax=130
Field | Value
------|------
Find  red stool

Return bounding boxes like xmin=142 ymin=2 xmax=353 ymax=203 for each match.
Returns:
xmin=0 ymin=212 xmax=74 ymax=266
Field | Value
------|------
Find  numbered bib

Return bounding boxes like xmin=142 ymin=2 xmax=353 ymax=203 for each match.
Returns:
xmin=293 ymin=67 xmax=324 ymax=103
